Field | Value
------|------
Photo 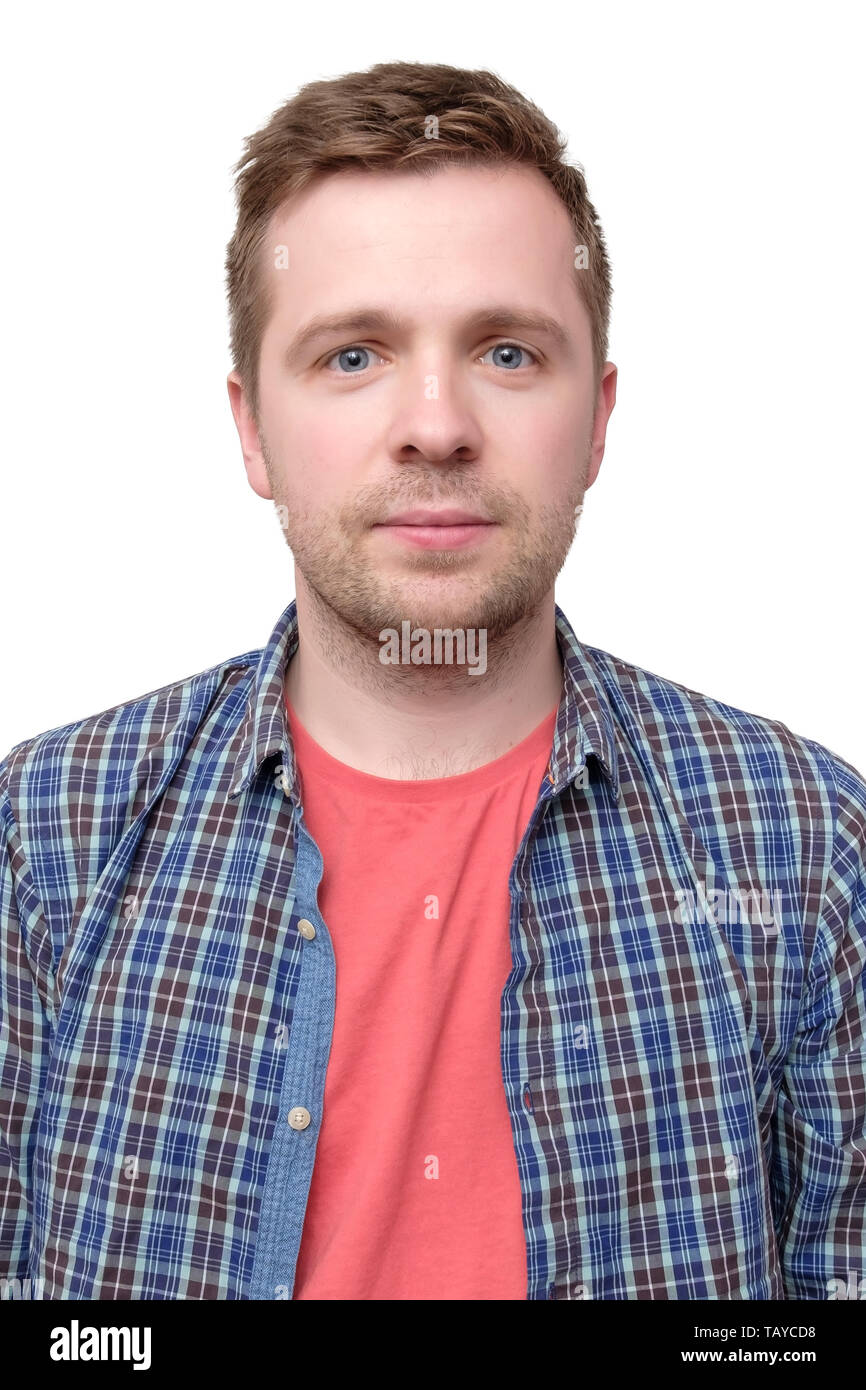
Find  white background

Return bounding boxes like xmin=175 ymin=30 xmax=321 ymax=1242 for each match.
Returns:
xmin=2 ymin=0 xmax=864 ymax=772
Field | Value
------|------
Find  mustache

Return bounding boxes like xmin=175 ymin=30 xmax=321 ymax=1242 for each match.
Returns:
xmin=350 ymin=481 xmax=512 ymax=527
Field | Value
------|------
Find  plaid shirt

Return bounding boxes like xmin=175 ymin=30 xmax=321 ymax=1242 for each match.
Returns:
xmin=2 ymin=599 xmax=865 ymax=1300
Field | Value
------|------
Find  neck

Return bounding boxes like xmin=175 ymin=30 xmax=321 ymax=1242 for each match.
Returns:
xmin=283 ymin=573 xmax=563 ymax=780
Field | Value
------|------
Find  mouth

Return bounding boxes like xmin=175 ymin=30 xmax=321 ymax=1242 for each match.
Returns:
xmin=371 ymin=508 xmax=498 ymax=551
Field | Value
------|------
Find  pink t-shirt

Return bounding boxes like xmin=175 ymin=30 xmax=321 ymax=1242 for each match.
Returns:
xmin=287 ymin=694 xmax=558 ymax=1300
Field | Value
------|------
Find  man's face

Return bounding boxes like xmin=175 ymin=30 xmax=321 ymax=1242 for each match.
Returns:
xmin=229 ymin=163 xmax=616 ymax=642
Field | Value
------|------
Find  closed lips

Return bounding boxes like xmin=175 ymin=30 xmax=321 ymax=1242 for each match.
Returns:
xmin=377 ymin=510 xmax=493 ymax=525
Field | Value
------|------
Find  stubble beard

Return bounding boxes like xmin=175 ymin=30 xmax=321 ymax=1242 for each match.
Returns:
xmin=262 ymin=442 xmax=589 ymax=650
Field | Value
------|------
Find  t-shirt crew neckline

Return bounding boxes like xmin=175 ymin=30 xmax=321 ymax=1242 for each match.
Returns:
xmin=284 ymin=694 xmax=559 ymax=804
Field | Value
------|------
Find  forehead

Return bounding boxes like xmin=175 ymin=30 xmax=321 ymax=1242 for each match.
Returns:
xmin=262 ymin=164 xmax=581 ymax=314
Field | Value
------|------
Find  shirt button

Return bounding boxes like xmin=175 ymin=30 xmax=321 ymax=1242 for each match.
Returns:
xmin=279 ymin=769 xmax=291 ymax=795
xmin=297 ymin=918 xmax=316 ymax=940
xmin=288 ymin=1106 xmax=311 ymax=1130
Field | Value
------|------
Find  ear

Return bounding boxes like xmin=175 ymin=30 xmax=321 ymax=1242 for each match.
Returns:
xmin=227 ymin=371 xmax=272 ymax=500
xmin=586 ymin=361 xmax=617 ymax=489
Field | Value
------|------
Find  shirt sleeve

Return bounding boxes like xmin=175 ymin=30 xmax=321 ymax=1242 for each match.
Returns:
xmin=0 ymin=757 xmax=55 ymax=1288
xmin=772 ymin=752 xmax=866 ymax=1298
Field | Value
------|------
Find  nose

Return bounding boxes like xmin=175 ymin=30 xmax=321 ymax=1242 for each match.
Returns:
xmin=385 ymin=362 xmax=484 ymax=468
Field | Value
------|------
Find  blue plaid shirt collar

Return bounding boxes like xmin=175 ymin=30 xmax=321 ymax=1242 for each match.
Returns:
xmin=226 ymin=599 xmax=620 ymax=803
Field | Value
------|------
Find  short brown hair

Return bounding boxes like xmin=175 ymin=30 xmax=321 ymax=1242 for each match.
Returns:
xmin=225 ymin=61 xmax=613 ymax=426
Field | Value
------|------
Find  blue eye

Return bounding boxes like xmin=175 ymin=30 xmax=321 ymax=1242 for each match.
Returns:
xmin=324 ymin=346 xmax=382 ymax=374
xmin=322 ymin=342 xmax=539 ymax=375
xmin=481 ymin=343 xmax=538 ymax=370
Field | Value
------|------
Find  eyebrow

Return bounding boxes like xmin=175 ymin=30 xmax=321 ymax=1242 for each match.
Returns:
xmin=282 ymin=304 xmax=574 ymax=368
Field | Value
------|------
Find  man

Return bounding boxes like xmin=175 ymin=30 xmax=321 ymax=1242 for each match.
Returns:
xmin=2 ymin=61 xmax=864 ymax=1302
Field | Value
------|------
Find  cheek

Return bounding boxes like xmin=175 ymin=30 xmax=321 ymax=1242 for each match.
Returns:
xmin=278 ymin=453 xmax=354 ymax=529
xmin=508 ymin=405 xmax=582 ymax=463
xmin=289 ymin=403 xmax=361 ymax=470
xmin=265 ymin=411 xmax=348 ymax=494
xmin=503 ymin=429 xmax=579 ymax=501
